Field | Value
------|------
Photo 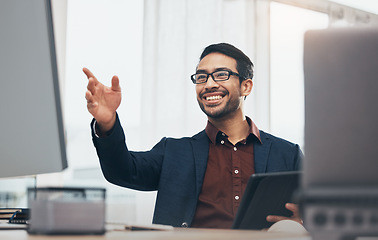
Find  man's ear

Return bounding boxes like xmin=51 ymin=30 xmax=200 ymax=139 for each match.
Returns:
xmin=241 ymin=79 xmax=253 ymax=98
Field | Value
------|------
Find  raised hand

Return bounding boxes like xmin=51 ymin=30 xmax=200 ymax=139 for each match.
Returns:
xmin=83 ymin=67 xmax=122 ymax=132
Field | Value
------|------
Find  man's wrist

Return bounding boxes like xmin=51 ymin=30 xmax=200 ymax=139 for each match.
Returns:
xmin=97 ymin=113 xmax=116 ymax=131
xmin=93 ymin=114 xmax=117 ymax=138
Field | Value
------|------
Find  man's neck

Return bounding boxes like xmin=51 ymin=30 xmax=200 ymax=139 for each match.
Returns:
xmin=208 ymin=111 xmax=250 ymax=145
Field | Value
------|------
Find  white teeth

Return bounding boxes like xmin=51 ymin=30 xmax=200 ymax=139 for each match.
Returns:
xmin=206 ymin=95 xmax=222 ymax=101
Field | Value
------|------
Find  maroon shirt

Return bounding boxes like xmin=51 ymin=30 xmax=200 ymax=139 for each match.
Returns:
xmin=191 ymin=117 xmax=262 ymax=229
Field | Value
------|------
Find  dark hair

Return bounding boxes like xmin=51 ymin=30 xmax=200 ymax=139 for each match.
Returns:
xmin=199 ymin=43 xmax=254 ymax=84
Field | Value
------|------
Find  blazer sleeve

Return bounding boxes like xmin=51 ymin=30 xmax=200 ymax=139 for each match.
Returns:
xmin=91 ymin=114 xmax=164 ymax=191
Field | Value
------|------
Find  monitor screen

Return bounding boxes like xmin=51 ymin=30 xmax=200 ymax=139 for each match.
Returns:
xmin=0 ymin=0 xmax=68 ymax=178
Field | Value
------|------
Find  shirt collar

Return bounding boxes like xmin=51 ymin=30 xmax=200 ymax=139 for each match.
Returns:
xmin=205 ymin=116 xmax=262 ymax=144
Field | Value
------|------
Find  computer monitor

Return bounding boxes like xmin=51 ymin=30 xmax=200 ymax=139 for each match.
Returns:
xmin=303 ymin=27 xmax=378 ymax=188
xmin=0 ymin=0 xmax=68 ymax=178
xmin=301 ymin=27 xmax=378 ymax=240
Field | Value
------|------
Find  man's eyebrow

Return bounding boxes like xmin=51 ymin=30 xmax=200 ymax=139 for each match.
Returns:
xmin=215 ymin=67 xmax=232 ymax=71
xmin=196 ymin=67 xmax=232 ymax=74
xmin=195 ymin=69 xmax=208 ymax=74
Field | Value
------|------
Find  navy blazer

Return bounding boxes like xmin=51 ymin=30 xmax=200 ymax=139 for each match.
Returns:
xmin=92 ymin=116 xmax=303 ymax=227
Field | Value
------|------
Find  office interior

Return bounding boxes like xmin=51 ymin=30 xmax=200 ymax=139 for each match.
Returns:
xmin=0 ymin=0 xmax=377 ymax=233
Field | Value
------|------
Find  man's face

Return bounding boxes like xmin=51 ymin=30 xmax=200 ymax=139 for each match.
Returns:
xmin=195 ymin=52 xmax=245 ymax=119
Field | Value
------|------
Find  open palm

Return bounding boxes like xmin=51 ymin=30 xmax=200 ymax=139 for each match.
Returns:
xmin=84 ymin=67 xmax=121 ymax=132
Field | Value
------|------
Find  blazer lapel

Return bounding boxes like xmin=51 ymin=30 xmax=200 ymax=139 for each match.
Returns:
xmin=190 ymin=130 xmax=272 ymax=189
xmin=254 ymin=130 xmax=272 ymax=173
xmin=191 ymin=130 xmax=209 ymax=196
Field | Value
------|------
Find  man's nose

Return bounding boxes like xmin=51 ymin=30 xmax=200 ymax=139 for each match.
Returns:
xmin=204 ymin=75 xmax=219 ymax=88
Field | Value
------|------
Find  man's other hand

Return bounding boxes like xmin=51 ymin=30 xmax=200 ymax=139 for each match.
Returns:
xmin=266 ymin=203 xmax=303 ymax=225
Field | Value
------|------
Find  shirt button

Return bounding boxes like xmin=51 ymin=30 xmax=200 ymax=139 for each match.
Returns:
xmin=181 ymin=222 xmax=188 ymax=228
xmin=235 ymin=195 xmax=240 ymax=200
xmin=220 ymin=140 xmax=224 ymax=144
xmin=234 ymin=170 xmax=239 ymax=174
xmin=233 ymin=147 xmax=237 ymax=151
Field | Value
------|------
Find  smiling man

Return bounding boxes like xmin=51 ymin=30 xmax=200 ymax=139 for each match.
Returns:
xmin=84 ymin=43 xmax=303 ymax=229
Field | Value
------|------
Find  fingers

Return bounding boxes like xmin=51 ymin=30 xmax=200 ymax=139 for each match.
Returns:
xmin=111 ymin=75 xmax=121 ymax=92
xmin=83 ymin=67 xmax=99 ymax=85
xmin=85 ymin=90 xmax=93 ymax=103
xmin=83 ymin=67 xmax=94 ymax=79
xmin=285 ymin=203 xmax=299 ymax=216
xmin=87 ymin=77 xmax=97 ymax=95
xmin=266 ymin=215 xmax=288 ymax=223
xmin=286 ymin=203 xmax=303 ymax=224
xmin=285 ymin=203 xmax=301 ymax=220
xmin=266 ymin=203 xmax=302 ymax=223
xmin=85 ymin=90 xmax=98 ymax=110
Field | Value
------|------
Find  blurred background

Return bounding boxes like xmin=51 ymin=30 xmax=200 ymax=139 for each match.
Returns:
xmin=1 ymin=0 xmax=377 ymax=225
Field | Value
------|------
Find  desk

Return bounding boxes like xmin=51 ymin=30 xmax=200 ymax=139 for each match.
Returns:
xmin=0 ymin=228 xmax=311 ymax=240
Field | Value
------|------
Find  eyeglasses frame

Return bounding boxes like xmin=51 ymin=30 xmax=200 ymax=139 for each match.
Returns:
xmin=190 ymin=70 xmax=244 ymax=84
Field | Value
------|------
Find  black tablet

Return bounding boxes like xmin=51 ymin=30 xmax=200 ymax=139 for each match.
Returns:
xmin=232 ymin=171 xmax=301 ymax=230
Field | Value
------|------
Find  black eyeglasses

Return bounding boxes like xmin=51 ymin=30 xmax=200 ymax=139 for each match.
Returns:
xmin=190 ymin=70 xmax=243 ymax=84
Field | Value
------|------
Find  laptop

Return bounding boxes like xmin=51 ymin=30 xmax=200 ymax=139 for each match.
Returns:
xmin=232 ymin=171 xmax=301 ymax=230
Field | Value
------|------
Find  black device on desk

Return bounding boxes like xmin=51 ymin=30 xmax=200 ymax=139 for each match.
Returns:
xmin=0 ymin=208 xmax=29 ymax=224
xmin=0 ymin=208 xmax=29 ymax=230
xmin=232 ymin=171 xmax=300 ymax=230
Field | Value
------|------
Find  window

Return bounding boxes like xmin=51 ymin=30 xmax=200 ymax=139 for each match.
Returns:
xmin=64 ymin=0 xmax=146 ymax=224
xmin=270 ymin=2 xmax=328 ymax=148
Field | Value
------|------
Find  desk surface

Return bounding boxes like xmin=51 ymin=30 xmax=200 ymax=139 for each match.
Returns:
xmin=0 ymin=228 xmax=310 ymax=240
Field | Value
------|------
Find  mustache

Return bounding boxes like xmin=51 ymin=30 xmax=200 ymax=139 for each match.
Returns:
xmin=199 ymin=89 xmax=228 ymax=99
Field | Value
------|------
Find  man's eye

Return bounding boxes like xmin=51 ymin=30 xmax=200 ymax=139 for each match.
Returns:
xmin=196 ymin=74 xmax=207 ymax=80
xmin=214 ymin=71 xmax=229 ymax=78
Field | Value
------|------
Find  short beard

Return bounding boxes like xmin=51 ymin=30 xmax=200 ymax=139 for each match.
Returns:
xmin=197 ymin=97 xmax=241 ymax=119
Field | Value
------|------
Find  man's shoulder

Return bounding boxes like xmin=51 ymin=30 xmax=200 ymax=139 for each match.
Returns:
xmin=259 ymin=130 xmax=299 ymax=147
xmin=153 ymin=130 xmax=208 ymax=153
xmin=163 ymin=130 xmax=207 ymax=142
xmin=258 ymin=130 xmax=303 ymax=171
